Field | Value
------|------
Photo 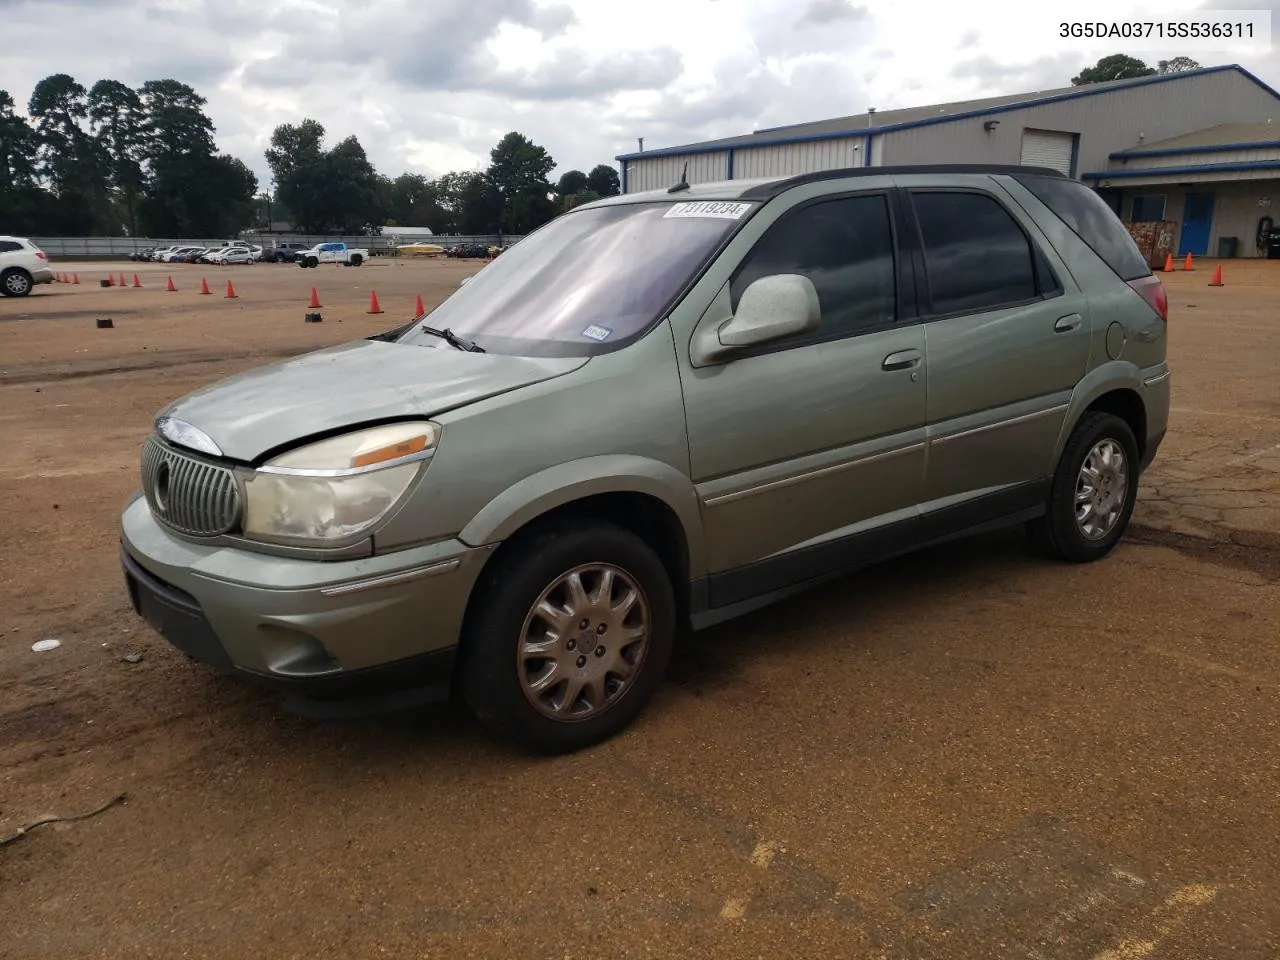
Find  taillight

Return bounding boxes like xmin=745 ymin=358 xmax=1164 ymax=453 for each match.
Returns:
xmin=34 ymin=250 xmax=47 ymax=260
xmin=1127 ymin=275 xmax=1167 ymax=321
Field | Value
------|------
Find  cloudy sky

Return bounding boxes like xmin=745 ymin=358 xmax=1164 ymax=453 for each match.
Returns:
xmin=3 ymin=0 xmax=1277 ymax=188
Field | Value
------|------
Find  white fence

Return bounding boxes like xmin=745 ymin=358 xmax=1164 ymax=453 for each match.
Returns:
xmin=33 ymin=234 xmax=524 ymax=259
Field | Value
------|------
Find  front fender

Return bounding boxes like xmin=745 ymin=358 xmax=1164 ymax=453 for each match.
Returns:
xmin=457 ymin=455 xmax=707 ymax=579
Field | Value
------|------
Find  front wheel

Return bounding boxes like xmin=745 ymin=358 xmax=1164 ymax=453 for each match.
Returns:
xmin=349 ymin=254 xmax=363 ymax=266
xmin=1027 ymin=411 xmax=1140 ymax=562
xmin=461 ymin=520 xmax=676 ymax=754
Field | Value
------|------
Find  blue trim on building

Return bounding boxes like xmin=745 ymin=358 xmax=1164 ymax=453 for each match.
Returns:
xmin=1111 ymin=139 xmax=1280 ymax=160
xmin=614 ymin=65 xmax=1280 ymax=163
xmin=1069 ymin=132 xmax=1081 ymax=179
xmin=1082 ymin=159 xmax=1280 ymax=181
xmin=864 ymin=134 xmax=872 ymax=167
xmin=726 ymin=148 xmax=734 ymax=180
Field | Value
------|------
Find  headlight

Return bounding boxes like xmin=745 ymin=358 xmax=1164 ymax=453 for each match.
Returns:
xmin=242 ymin=422 xmax=439 ymax=544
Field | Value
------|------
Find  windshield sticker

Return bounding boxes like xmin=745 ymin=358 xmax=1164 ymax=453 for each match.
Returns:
xmin=581 ymin=324 xmax=613 ymax=342
xmin=663 ymin=201 xmax=752 ymax=220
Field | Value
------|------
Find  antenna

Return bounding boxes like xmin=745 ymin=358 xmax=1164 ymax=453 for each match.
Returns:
xmin=667 ymin=160 xmax=691 ymax=194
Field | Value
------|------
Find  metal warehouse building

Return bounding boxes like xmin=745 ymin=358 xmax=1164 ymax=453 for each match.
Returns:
xmin=617 ymin=64 xmax=1280 ymax=259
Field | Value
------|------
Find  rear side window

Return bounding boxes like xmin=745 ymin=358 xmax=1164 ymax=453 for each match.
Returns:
xmin=1015 ymin=174 xmax=1151 ymax=281
xmin=911 ymin=192 xmax=1040 ymax=315
xmin=0 ymin=240 xmax=22 ymax=252
xmin=730 ymin=194 xmax=897 ymax=342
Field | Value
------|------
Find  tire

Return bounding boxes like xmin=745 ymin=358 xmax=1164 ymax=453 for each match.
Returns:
xmin=1 ymin=268 xmax=33 ymax=297
xmin=349 ymin=254 xmax=363 ymax=266
xmin=1027 ymin=411 xmax=1140 ymax=563
xmin=461 ymin=520 xmax=676 ymax=755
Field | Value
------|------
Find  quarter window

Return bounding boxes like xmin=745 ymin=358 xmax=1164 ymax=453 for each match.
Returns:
xmin=730 ymin=194 xmax=897 ymax=342
xmin=911 ymin=192 xmax=1040 ymax=316
xmin=0 ymin=241 xmax=22 ymax=252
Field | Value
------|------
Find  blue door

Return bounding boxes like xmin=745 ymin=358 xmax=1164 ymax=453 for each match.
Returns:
xmin=1178 ymin=193 xmax=1215 ymax=256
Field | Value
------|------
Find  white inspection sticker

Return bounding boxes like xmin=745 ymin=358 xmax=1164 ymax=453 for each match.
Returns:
xmin=581 ymin=324 xmax=613 ymax=342
xmin=663 ymin=201 xmax=752 ymax=220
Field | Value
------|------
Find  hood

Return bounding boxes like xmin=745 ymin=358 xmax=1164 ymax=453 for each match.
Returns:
xmin=157 ymin=339 xmax=588 ymax=462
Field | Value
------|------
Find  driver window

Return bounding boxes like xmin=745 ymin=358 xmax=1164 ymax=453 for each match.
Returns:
xmin=730 ymin=194 xmax=897 ymax=344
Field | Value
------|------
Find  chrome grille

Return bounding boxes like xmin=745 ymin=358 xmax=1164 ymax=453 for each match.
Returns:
xmin=141 ymin=436 xmax=242 ymax=537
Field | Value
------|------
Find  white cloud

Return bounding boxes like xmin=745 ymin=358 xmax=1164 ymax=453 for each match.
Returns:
xmin=0 ymin=0 xmax=1275 ymax=186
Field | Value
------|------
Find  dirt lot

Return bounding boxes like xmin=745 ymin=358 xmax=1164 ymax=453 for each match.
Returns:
xmin=2 ymin=257 xmax=1278 ymax=959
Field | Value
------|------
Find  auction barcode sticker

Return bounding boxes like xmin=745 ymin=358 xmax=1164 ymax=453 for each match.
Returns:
xmin=664 ymin=201 xmax=753 ymax=220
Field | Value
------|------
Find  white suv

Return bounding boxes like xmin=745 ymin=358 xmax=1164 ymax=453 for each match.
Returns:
xmin=0 ymin=236 xmax=54 ymax=297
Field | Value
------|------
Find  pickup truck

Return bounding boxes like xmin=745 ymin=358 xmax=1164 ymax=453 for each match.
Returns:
xmin=296 ymin=242 xmax=369 ymax=268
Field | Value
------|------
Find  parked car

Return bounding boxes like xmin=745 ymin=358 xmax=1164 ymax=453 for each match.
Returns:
xmin=211 ymin=247 xmax=253 ymax=265
xmin=295 ymin=241 xmax=369 ymax=267
xmin=120 ymin=164 xmax=1170 ymax=754
xmin=150 ymin=246 xmax=178 ymax=262
xmin=0 ymin=235 xmax=54 ymax=297
xmin=164 ymin=246 xmax=204 ymax=263
xmin=131 ymin=248 xmax=155 ymax=262
xmin=197 ymin=248 xmax=226 ymax=264
xmin=266 ymin=242 xmax=308 ymax=263
xmin=176 ymin=248 xmax=210 ymax=264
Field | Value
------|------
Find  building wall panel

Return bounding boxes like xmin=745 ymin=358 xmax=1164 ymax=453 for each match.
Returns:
xmin=623 ymin=151 xmax=728 ymax=193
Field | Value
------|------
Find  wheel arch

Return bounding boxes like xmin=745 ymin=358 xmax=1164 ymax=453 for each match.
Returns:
xmin=456 ymin=456 xmax=706 ymax=627
xmin=1057 ymin=364 xmax=1150 ymax=465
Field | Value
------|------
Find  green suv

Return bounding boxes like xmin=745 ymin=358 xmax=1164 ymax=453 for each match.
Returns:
xmin=121 ymin=165 xmax=1170 ymax=753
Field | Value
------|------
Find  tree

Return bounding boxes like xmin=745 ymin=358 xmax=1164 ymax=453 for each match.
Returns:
xmin=317 ymin=135 xmax=384 ymax=233
xmin=1157 ymin=57 xmax=1201 ymax=74
xmin=88 ymin=79 xmax=148 ymax=235
xmin=586 ymin=164 xmax=620 ymax=198
xmin=384 ymin=172 xmax=447 ymax=230
xmin=266 ymin=118 xmax=327 ymax=231
xmin=487 ymin=131 xmax=555 ymax=234
xmin=27 ymin=73 xmax=109 ymax=233
xmin=1071 ymin=55 xmax=1156 ymax=85
xmin=556 ymin=169 xmax=588 ymax=196
xmin=0 ymin=90 xmax=50 ymax=235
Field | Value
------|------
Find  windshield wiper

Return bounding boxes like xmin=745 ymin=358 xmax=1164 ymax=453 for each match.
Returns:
xmin=420 ymin=324 xmax=484 ymax=353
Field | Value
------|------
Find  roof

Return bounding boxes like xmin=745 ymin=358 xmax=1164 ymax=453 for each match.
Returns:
xmin=1111 ymin=120 xmax=1280 ymax=158
xmin=581 ymin=164 xmax=1067 ymax=207
xmin=617 ymin=64 xmax=1280 ymax=162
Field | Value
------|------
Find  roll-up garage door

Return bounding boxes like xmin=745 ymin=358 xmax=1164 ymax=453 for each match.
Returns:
xmin=1020 ymin=129 xmax=1075 ymax=175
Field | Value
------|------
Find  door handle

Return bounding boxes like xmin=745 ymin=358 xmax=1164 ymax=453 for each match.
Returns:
xmin=882 ymin=349 xmax=921 ymax=371
xmin=1054 ymin=314 xmax=1083 ymax=333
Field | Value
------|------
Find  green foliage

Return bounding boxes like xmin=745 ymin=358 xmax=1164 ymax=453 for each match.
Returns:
xmin=1 ymin=73 xmax=620 ymax=239
xmin=556 ymin=169 xmax=589 ymax=196
xmin=586 ymin=164 xmax=620 ymax=198
xmin=1071 ymin=55 xmax=1157 ymax=85
xmin=1157 ymin=57 xmax=1201 ymax=74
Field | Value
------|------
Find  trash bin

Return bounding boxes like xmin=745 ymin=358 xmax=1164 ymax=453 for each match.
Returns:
xmin=1217 ymin=236 xmax=1239 ymax=258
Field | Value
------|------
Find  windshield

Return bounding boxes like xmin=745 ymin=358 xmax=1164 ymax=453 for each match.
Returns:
xmin=396 ymin=200 xmax=753 ymax=357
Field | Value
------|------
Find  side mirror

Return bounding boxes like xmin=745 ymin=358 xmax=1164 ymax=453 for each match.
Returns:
xmin=692 ymin=274 xmax=820 ymax=364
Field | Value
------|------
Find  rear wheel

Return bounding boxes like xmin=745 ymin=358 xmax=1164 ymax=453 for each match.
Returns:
xmin=1 ymin=268 xmax=33 ymax=297
xmin=1027 ymin=411 xmax=1140 ymax=562
xmin=349 ymin=254 xmax=363 ymax=266
xmin=461 ymin=520 xmax=676 ymax=754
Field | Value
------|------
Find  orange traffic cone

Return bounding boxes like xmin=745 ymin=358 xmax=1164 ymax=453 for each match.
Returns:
xmin=72 ymin=273 xmax=79 ymax=285
xmin=1183 ymin=253 xmax=1194 ymax=271
xmin=166 ymin=276 xmax=177 ymax=292
xmin=414 ymin=294 xmax=424 ymax=316
xmin=199 ymin=276 xmax=211 ymax=295
xmin=1162 ymin=253 xmax=1173 ymax=272
xmin=119 ymin=273 xmax=128 ymax=287
xmin=132 ymin=274 xmax=142 ymax=288
xmin=225 ymin=279 xmax=237 ymax=299
xmin=105 ymin=274 xmax=115 ymax=286
xmin=308 ymin=286 xmax=321 ymax=308
xmin=367 ymin=290 xmax=384 ymax=314
xmin=1209 ymin=264 xmax=1224 ymax=287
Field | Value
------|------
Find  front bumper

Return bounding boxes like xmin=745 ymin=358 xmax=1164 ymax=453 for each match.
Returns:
xmin=120 ymin=493 xmax=495 ymax=711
